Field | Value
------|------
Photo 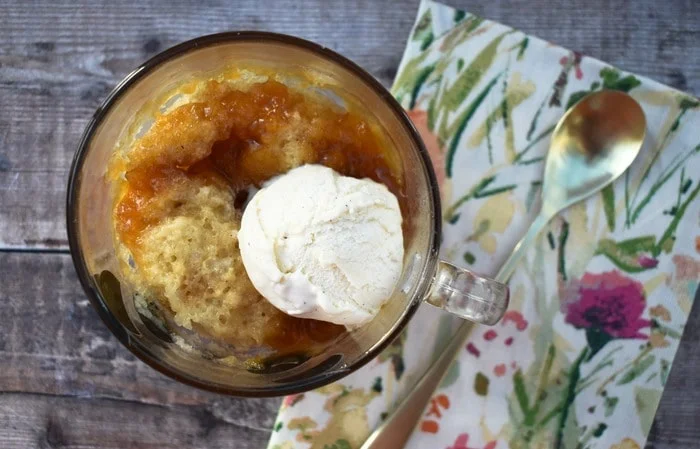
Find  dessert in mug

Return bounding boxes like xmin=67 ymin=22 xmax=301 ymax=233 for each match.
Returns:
xmin=239 ymin=164 xmax=403 ymax=326
xmin=108 ymin=66 xmax=406 ymax=364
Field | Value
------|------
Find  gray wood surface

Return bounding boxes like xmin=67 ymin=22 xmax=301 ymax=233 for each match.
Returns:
xmin=0 ymin=0 xmax=698 ymax=447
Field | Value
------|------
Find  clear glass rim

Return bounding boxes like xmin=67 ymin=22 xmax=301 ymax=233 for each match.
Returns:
xmin=66 ymin=31 xmax=442 ymax=397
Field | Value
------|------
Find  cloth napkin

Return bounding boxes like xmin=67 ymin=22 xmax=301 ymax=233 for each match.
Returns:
xmin=268 ymin=1 xmax=700 ymax=448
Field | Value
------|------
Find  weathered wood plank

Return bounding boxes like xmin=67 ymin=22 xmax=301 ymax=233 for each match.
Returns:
xmin=0 ymin=252 xmax=283 ymax=447
xmin=1 ymin=0 xmax=699 ymax=249
xmin=0 ymin=393 xmax=271 ymax=449
xmin=647 ymin=289 xmax=700 ymax=449
xmin=1 ymin=252 xmax=700 ymax=447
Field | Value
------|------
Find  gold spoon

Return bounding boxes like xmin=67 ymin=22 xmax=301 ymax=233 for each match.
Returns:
xmin=361 ymin=90 xmax=646 ymax=449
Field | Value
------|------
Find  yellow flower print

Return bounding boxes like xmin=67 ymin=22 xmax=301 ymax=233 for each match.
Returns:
xmin=287 ymin=417 xmax=318 ymax=443
xmin=471 ymin=192 xmax=517 ymax=254
xmin=289 ymin=386 xmax=381 ymax=449
xmin=609 ymin=438 xmax=641 ymax=449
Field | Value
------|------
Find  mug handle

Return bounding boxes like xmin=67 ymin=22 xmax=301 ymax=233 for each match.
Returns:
xmin=425 ymin=260 xmax=509 ymax=326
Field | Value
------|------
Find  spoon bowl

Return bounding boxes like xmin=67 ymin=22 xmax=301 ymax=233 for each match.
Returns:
xmin=543 ymin=90 xmax=646 ymax=215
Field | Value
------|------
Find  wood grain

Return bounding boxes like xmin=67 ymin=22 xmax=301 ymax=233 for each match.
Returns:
xmin=0 ymin=393 xmax=271 ymax=449
xmin=1 ymin=0 xmax=699 ymax=249
xmin=0 ymin=252 xmax=283 ymax=448
xmin=1 ymin=1 xmax=699 ymax=448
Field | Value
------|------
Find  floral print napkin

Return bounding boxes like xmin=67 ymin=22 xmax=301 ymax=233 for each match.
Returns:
xmin=268 ymin=1 xmax=700 ymax=448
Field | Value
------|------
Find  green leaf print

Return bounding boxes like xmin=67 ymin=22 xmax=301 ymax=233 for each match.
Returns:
xmin=463 ymin=251 xmax=476 ymax=264
xmin=565 ymin=90 xmax=590 ymax=111
xmin=475 ymin=183 xmax=518 ymax=198
xmin=412 ymin=8 xmax=433 ymax=44
xmin=600 ymin=67 xmax=642 ymax=92
xmin=667 ymin=98 xmax=700 ymax=133
xmin=323 ymin=439 xmax=352 ymax=449
xmin=509 ymin=344 xmax=569 ymax=444
xmin=514 ymin=124 xmax=555 ymax=164
xmin=427 ymin=81 xmax=441 ymax=130
xmin=634 ymin=387 xmax=663 ymax=435
xmin=557 ymin=220 xmax=570 ymax=281
xmin=604 ymin=396 xmax=619 ymax=417
xmin=377 ymin=329 xmax=407 ymax=380
xmin=439 ymin=16 xmax=485 ymax=60
xmin=468 ymin=70 xmax=536 ymax=163
xmin=595 ymin=236 xmax=657 ymax=273
xmin=652 ymin=320 xmax=682 ymax=339
xmin=630 ymin=143 xmax=699 ymax=225
xmin=601 ymin=184 xmax=616 ymax=231
xmin=391 ymin=51 xmax=431 ymax=104
xmin=474 ymin=372 xmax=490 ymax=396
xmin=525 ymin=181 xmax=542 ymax=211
xmin=554 ymin=347 xmax=589 ymax=449
xmin=516 ymin=37 xmax=529 ymax=60
xmin=627 ymin=96 xmax=699 ymax=226
xmin=593 ymin=423 xmax=608 ymax=437
xmin=408 ymin=64 xmax=436 ymax=109
xmin=445 ymin=72 xmax=502 ymax=176
xmin=445 ymin=174 xmax=515 ymax=221
xmin=420 ymin=32 xmax=435 ymax=51
xmin=654 ymin=181 xmax=700 ymax=256
xmin=585 ymin=328 xmax=613 ymax=359
xmin=526 ymin=97 xmax=547 ymax=141
xmin=513 ymin=369 xmax=531 ymax=417
xmin=527 ymin=344 xmax=556 ymax=425
xmin=565 ymin=68 xmax=641 ymax=109
xmin=615 ymin=235 xmax=657 ymax=252
xmin=660 ymin=359 xmax=671 ymax=385
xmin=441 ymin=32 xmax=509 ymax=113
xmin=440 ymin=359 xmax=461 ymax=388
xmin=679 ymin=96 xmax=700 ymax=110
xmin=616 ymin=354 xmax=656 ymax=385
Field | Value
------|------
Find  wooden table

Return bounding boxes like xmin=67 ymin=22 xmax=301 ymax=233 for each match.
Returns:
xmin=1 ymin=1 xmax=698 ymax=447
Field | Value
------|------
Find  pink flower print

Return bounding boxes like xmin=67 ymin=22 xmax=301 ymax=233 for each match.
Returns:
xmin=448 ymin=433 xmax=471 ymax=449
xmin=637 ymin=255 xmax=659 ymax=268
xmin=464 ymin=311 xmax=529 ymax=369
xmin=466 ymin=343 xmax=481 ymax=357
xmin=551 ymin=51 xmax=584 ymax=106
xmin=563 ymin=270 xmax=650 ymax=339
xmin=559 ymin=52 xmax=583 ymax=79
xmin=493 ymin=364 xmax=507 ymax=377
xmin=427 ymin=394 xmax=450 ymax=419
xmin=672 ymin=254 xmax=700 ymax=281
xmin=667 ymin=255 xmax=700 ymax=309
xmin=502 ymin=311 xmax=528 ymax=331
xmin=447 ymin=433 xmax=498 ymax=449
xmin=282 ymin=393 xmax=304 ymax=408
xmin=420 ymin=394 xmax=450 ymax=434
xmin=461 ymin=309 xmax=532 ymax=402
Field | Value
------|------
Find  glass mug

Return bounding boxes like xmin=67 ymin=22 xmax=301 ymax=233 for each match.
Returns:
xmin=67 ymin=32 xmax=509 ymax=396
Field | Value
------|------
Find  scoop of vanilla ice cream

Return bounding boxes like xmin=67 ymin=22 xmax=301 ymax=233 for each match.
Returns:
xmin=238 ymin=164 xmax=404 ymax=325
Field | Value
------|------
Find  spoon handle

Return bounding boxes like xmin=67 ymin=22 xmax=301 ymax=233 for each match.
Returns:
xmin=360 ymin=212 xmax=552 ymax=449
xmin=494 ymin=212 xmax=551 ymax=283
